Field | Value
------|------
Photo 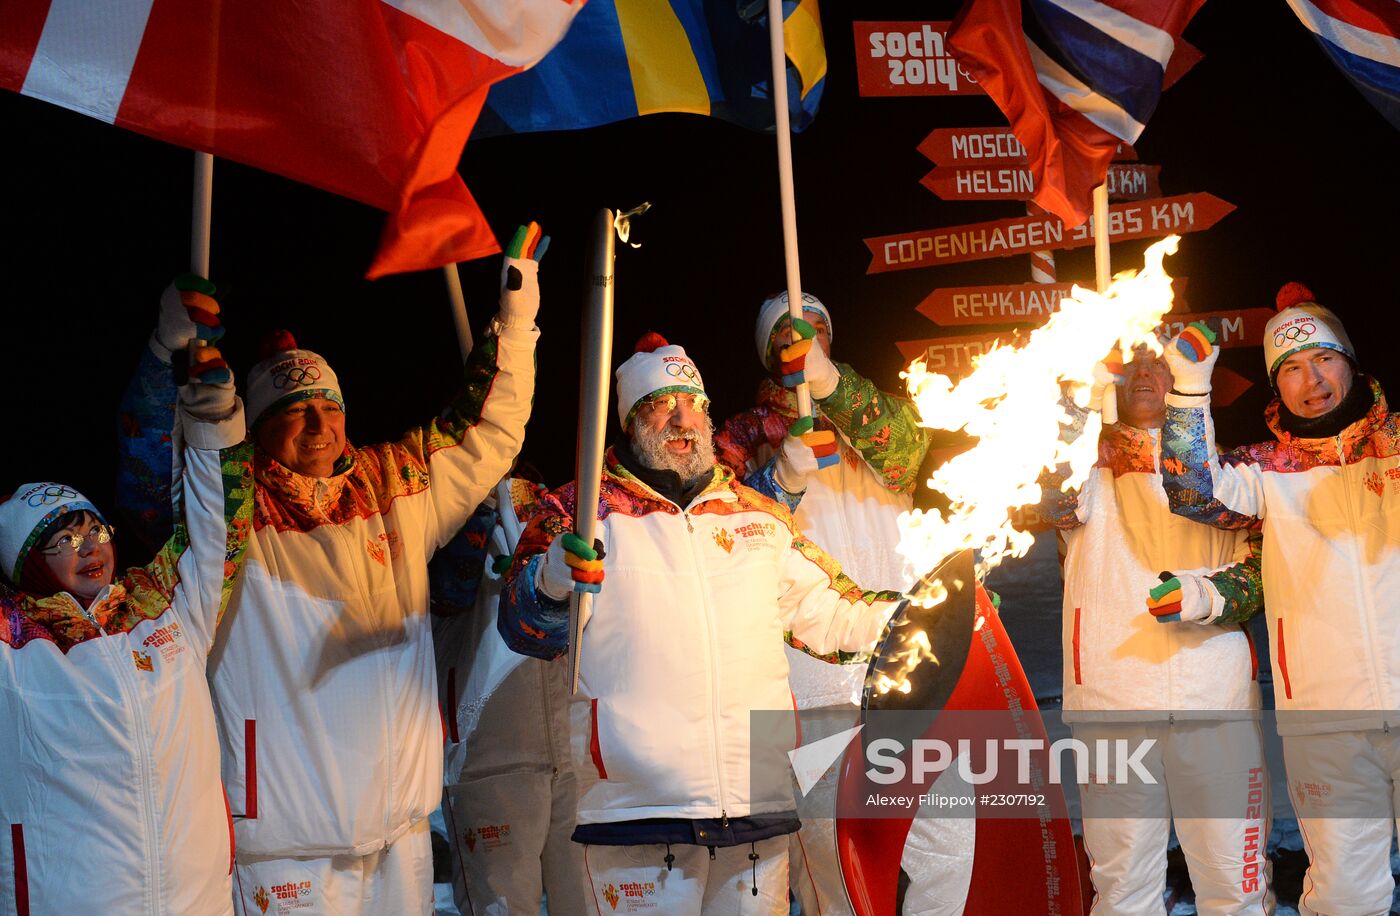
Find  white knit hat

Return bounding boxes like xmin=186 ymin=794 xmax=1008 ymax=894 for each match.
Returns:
xmin=754 ymin=291 xmax=833 ymax=372
xmin=615 ymin=332 xmax=707 ymax=429
xmin=0 ymin=482 xmax=103 ymax=584
xmin=1264 ymin=283 xmax=1356 ymax=387
xmin=246 ymin=331 xmax=344 ymax=426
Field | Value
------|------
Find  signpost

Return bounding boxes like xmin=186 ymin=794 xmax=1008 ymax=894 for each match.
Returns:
xmin=917 ymin=126 xmax=1137 ymax=166
xmin=922 ymin=162 xmax=1160 ymax=202
xmin=865 ymin=193 xmax=1235 ymax=273
xmin=915 ymin=279 xmax=1194 ymax=327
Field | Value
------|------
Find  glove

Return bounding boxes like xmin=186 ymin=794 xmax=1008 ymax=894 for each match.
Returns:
xmin=1146 ymin=571 xmax=1219 ymax=624
xmin=779 ymin=317 xmax=840 ymax=399
xmin=497 ymin=221 xmax=550 ymax=330
xmin=536 ymin=532 xmax=605 ymax=601
xmin=773 ymin=416 xmax=839 ymax=492
xmin=1162 ymin=318 xmax=1221 ymax=397
xmin=177 ymin=342 xmax=236 ymax=420
xmin=1087 ymin=358 xmax=1124 ymax=414
xmin=154 ymin=274 xmax=223 ymax=361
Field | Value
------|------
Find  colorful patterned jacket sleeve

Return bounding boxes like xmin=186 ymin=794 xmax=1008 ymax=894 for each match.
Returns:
xmin=116 ymin=343 xmax=180 ymax=551
xmin=743 ymin=458 xmax=803 ymax=512
xmin=815 ymin=362 xmax=932 ymax=496
xmin=428 ymin=501 xmax=500 ymax=617
xmin=1207 ymin=525 xmax=1265 ymax=627
xmin=715 ymin=404 xmax=789 ymax=477
xmin=1161 ymin=395 xmax=1263 ymax=529
xmin=120 ymin=405 xmax=256 ymax=654
xmin=1037 ymin=397 xmax=1093 ymax=531
xmin=498 ymin=486 xmax=574 ymax=660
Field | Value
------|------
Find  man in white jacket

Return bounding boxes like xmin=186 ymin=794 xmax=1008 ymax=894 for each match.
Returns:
xmin=1043 ymin=338 xmax=1270 ymax=915
xmin=120 ymin=227 xmax=546 ymax=915
xmin=1161 ymin=283 xmax=1398 ymax=916
xmin=500 ymin=333 xmax=903 ymax=914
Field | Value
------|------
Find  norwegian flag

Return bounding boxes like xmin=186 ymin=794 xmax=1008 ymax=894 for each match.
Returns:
xmin=1287 ymin=0 xmax=1400 ymax=131
xmin=0 ymin=0 xmax=584 ymax=278
xmin=948 ymin=0 xmax=1205 ymax=227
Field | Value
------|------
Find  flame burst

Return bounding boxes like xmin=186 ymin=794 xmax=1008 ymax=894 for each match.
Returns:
xmin=897 ymin=236 xmax=1182 ymax=608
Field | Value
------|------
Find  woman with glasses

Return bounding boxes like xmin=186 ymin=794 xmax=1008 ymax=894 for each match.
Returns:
xmin=0 ymin=285 xmax=254 ymax=916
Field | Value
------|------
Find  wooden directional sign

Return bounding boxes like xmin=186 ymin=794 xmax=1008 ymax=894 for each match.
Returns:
xmin=917 ymin=278 xmax=1193 ymax=327
xmin=1158 ymin=308 xmax=1273 ymax=349
xmin=854 ymin=22 xmax=983 ymax=96
xmin=866 ymin=193 xmax=1235 ymax=274
xmin=894 ymin=331 xmax=1024 ymax=374
xmin=1211 ymin=365 xmax=1255 ymax=409
xmin=918 ymin=127 xmax=1137 ymax=166
xmin=922 ymin=163 xmax=1161 ymax=202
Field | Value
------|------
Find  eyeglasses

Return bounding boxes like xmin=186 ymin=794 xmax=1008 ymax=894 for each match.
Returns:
xmin=637 ymin=392 xmax=709 ymax=420
xmin=39 ymin=523 xmax=115 ymax=557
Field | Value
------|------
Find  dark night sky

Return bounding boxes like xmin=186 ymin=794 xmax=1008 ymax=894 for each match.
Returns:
xmin=2 ymin=0 xmax=1397 ymax=535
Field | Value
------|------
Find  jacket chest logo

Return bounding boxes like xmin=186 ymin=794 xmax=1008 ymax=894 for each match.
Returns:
xmin=141 ymin=620 xmax=187 ymax=664
xmin=712 ymin=521 xmax=778 ymax=554
xmin=712 ymin=527 xmax=735 ymax=553
xmin=1365 ymin=471 xmax=1384 ymax=497
xmin=132 ymin=651 xmax=154 ymax=672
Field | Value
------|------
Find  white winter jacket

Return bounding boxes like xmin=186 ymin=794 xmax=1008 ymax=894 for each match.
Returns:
xmin=0 ymin=404 xmax=251 ymax=916
xmin=499 ymin=455 xmax=902 ymax=826
xmin=1052 ymin=422 xmax=1262 ymax=720
xmin=1163 ymin=380 xmax=1400 ymax=735
xmin=207 ymin=327 xmax=534 ymax=858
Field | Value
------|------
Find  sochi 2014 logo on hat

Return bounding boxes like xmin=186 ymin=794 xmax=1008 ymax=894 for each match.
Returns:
xmin=1272 ymin=315 xmax=1318 ymax=348
xmin=271 ymin=357 xmax=324 ymax=390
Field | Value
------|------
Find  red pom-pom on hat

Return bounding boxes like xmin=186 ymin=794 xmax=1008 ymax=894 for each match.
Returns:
xmin=634 ymin=331 xmax=669 ymax=354
xmin=1275 ymin=282 xmax=1316 ymax=313
xmin=259 ymin=329 xmax=298 ymax=360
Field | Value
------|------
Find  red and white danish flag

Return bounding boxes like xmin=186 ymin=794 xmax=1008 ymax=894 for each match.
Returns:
xmin=0 ymin=0 xmax=585 ymax=277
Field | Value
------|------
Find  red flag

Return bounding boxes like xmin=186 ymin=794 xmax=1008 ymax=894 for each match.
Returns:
xmin=1 ymin=0 xmax=584 ymax=278
xmin=947 ymin=0 xmax=1204 ymax=227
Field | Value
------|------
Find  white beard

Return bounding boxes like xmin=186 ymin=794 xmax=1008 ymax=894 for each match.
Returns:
xmin=631 ymin=415 xmax=717 ymax=484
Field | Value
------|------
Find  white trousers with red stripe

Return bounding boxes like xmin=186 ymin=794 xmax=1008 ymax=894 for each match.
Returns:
xmin=582 ymin=837 xmax=788 ymax=915
xmin=232 ymin=818 xmax=432 ymax=916
xmin=1075 ymin=720 xmax=1271 ymax=916
xmin=1284 ymin=730 xmax=1400 ymax=916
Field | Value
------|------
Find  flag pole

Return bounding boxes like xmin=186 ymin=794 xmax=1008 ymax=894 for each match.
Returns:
xmin=767 ymin=0 xmax=812 ymax=419
xmin=192 ymin=152 xmax=214 ymax=277
xmin=443 ymin=264 xmax=475 ymax=360
xmin=1093 ymin=183 xmax=1119 ymax=425
xmin=567 ymin=207 xmax=617 ymax=694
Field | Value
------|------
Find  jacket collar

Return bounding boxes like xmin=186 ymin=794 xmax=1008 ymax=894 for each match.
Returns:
xmin=603 ymin=446 xmax=736 ymax=512
xmin=254 ymin=445 xmax=356 ymax=515
xmin=1265 ymin=377 xmax=1387 ymax=461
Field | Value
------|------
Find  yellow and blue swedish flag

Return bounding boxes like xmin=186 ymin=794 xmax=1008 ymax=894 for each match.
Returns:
xmin=476 ymin=0 xmax=826 ymax=135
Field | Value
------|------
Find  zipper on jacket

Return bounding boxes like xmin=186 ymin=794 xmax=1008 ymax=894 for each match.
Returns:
xmin=102 ymin=610 xmax=164 ymax=916
xmin=681 ymin=507 xmax=731 ymax=820
xmin=1337 ymin=443 xmax=1388 ymax=721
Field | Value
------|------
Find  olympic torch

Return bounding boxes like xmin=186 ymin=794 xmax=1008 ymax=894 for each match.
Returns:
xmin=568 ymin=208 xmax=618 ymax=695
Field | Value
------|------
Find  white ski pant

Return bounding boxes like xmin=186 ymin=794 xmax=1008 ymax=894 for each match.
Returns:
xmin=232 ymin=818 xmax=432 ymax=916
xmin=1284 ymin=729 xmax=1400 ymax=916
xmin=1075 ymin=720 xmax=1271 ymax=916
xmin=581 ymin=837 xmax=789 ymax=915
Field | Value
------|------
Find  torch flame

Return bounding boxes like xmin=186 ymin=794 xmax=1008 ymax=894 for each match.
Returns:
xmin=897 ymin=235 xmax=1182 ymax=609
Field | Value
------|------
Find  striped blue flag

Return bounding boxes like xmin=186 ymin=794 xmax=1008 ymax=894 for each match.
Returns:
xmin=1287 ymin=0 xmax=1400 ymax=131
xmin=474 ymin=0 xmax=826 ymax=136
xmin=949 ymin=0 xmax=1204 ymax=227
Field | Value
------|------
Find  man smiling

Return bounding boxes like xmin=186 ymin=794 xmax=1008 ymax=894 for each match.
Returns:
xmin=1161 ymin=282 xmax=1400 ymax=915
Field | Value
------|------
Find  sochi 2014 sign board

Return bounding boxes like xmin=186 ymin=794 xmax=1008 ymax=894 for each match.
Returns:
xmin=865 ymin=193 xmax=1235 ymax=274
xmin=853 ymin=22 xmax=980 ymax=96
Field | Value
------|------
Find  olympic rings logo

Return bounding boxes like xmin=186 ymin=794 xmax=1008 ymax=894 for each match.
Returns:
xmin=273 ymin=365 xmax=323 ymax=389
xmin=1273 ymin=322 xmax=1317 ymax=348
xmin=26 ymin=485 xmax=77 ymax=507
xmin=665 ymin=363 xmax=699 ymax=381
